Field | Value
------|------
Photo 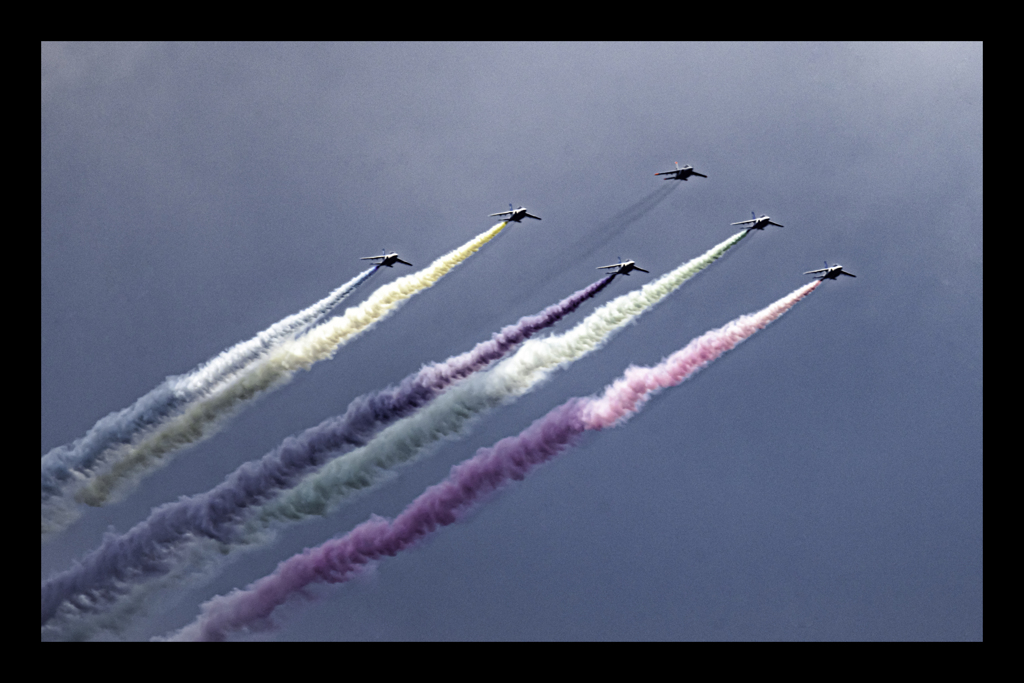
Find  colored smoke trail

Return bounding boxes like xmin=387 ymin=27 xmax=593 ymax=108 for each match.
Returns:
xmin=40 ymin=268 xmax=379 ymax=529
xmin=72 ymin=222 xmax=508 ymax=509
xmin=168 ymin=281 xmax=819 ymax=641
xmin=251 ymin=230 xmax=748 ymax=528
xmin=581 ymin=280 xmax=821 ymax=429
xmin=40 ymin=275 xmax=612 ymax=629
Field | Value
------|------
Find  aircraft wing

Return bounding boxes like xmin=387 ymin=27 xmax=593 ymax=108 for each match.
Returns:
xmin=804 ymin=268 xmax=828 ymax=275
xmin=395 ymin=258 xmax=413 ymax=266
xmin=597 ymin=264 xmax=621 ymax=270
xmin=654 ymin=171 xmax=676 ymax=176
xmin=488 ymin=211 xmax=512 ymax=218
xmin=840 ymin=271 xmax=856 ymax=277
xmin=523 ymin=213 xmax=542 ymax=220
xmin=730 ymin=219 xmax=756 ymax=226
xmin=360 ymin=256 xmax=385 ymax=261
xmin=634 ymin=267 xmax=650 ymax=273
xmin=692 ymin=172 xmax=708 ymax=178
xmin=768 ymin=221 xmax=784 ymax=228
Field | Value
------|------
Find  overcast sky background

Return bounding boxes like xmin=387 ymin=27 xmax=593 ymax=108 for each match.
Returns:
xmin=41 ymin=42 xmax=982 ymax=641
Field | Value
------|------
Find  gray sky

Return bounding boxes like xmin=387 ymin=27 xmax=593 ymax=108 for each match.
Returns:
xmin=41 ymin=42 xmax=982 ymax=641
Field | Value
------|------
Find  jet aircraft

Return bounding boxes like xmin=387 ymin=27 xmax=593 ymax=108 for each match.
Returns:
xmin=597 ymin=259 xmax=650 ymax=276
xmin=804 ymin=261 xmax=856 ymax=280
xmin=489 ymin=204 xmax=542 ymax=222
xmin=654 ymin=162 xmax=707 ymax=181
xmin=730 ymin=211 xmax=784 ymax=231
xmin=360 ymin=250 xmax=413 ymax=268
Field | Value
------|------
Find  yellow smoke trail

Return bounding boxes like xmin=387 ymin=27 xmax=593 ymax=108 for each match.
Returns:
xmin=75 ymin=222 xmax=508 ymax=507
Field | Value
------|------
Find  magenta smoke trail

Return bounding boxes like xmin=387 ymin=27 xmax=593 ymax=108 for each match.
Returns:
xmin=169 ymin=281 xmax=819 ymax=641
xmin=41 ymin=277 xmax=614 ymax=628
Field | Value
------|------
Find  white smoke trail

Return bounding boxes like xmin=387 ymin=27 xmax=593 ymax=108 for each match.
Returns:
xmin=173 ymin=269 xmax=380 ymax=397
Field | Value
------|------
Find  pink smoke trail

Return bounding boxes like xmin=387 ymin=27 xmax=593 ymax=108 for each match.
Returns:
xmin=582 ymin=280 xmax=821 ymax=429
xmin=168 ymin=281 xmax=819 ymax=641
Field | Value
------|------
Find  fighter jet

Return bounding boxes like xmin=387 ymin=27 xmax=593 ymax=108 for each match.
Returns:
xmin=804 ymin=261 xmax=856 ymax=280
xmin=597 ymin=259 xmax=650 ymax=276
xmin=654 ymin=162 xmax=707 ymax=181
xmin=730 ymin=211 xmax=784 ymax=231
xmin=489 ymin=204 xmax=542 ymax=222
xmin=360 ymin=250 xmax=413 ymax=268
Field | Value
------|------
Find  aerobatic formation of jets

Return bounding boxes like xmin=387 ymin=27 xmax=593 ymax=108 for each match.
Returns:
xmin=359 ymin=165 xmax=855 ymax=285
xmin=44 ymin=155 xmax=861 ymax=643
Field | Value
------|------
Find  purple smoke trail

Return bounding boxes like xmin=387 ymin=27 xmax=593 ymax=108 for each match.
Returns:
xmin=171 ymin=399 xmax=587 ymax=642
xmin=169 ymin=281 xmax=820 ymax=642
xmin=41 ymin=276 xmax=613 ymax=628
